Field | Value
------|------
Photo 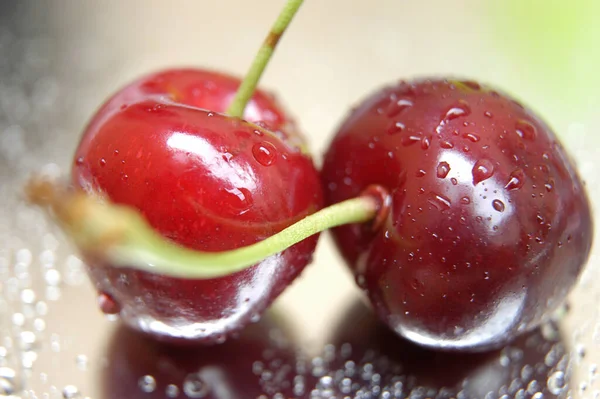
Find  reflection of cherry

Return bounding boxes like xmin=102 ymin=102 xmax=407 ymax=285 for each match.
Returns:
xmin=303 ymin=300 xmax=570 ymax=398
xmin=102 ymin=312 xmax=301 ymax=399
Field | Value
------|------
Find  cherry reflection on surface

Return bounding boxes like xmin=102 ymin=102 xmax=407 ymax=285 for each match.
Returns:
xmin=101 ymin=312 xmax=303 ymax=399
xmin=302 ymin=301 xmax=571 ymax=399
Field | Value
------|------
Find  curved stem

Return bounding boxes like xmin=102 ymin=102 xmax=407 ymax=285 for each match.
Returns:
xmin=226 ymin=0 xmax=304 ymax=118
xmin=25 ymin=178 xmax=381 ymax=279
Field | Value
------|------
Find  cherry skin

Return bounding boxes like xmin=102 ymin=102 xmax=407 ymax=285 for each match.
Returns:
xmin=321 ymin=79 xmax=592 ymax=351
xmin=72 ymin=68 xmax=323 ymax=343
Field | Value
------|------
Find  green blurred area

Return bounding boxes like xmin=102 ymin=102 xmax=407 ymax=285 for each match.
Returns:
xmin=488 ymin=0 xmax=599 ymax=138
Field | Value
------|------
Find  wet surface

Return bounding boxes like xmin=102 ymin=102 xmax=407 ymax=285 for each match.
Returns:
xmin=0 ymin=1 xmax=598 ymax=398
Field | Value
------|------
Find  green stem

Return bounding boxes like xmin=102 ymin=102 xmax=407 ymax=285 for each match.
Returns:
xmin=25 ymin=178 xmax=380 ymax=279
xmin=226 ymin=0 xmax=304 ymax=118
xmin=110 ymin=195 xmax=378 ymax=278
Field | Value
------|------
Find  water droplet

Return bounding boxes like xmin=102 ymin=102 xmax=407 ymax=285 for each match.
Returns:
xmin=461 ymin=80 xmax=481 ymax=90
xmin=428 ymin=193 xmax=452 ymax=211
xmin=401 ymin=135 xmax=421 ymax=146
xmin=20 ymin=289 xmax=36 ymax=304
xmin=415 ymin=169 xmax=426 ymax=177
xmin=436 ymin=162 xmax=450 ymax=178
xmin=75 ymin=157 xmax=84 ymax=166
xmin=183 ymin=372 xmax=210 ymax=398
xmin=386 ymin=98 xmax=413 ymax=117
xmin=460 ymin=196 xmax=471 ymax=205
xmin=97 ymin=292 xmax=121 ymax=315
xmin=138 ymin=375 xmax=156 ymax=393
xmin=505 ymin=169 xmax=525 ymax=190
xmin=62 ymin=385 xmax=81 ymax=398
xmin=484 ymin=111 xmax=493 ymax=118
xmin=99 ymin=158 xmax=106 ymax=167
xmin=421 ymin=135 xmax=431 ymax=149
xmin=547 ymin=371 xmax=566 ymax=395
xmin=166 ymin=384 xmax=180 ymax=398
xmin=515 ymin=120 xmax=537 ymax=141
xmin=445 ymin=100 xmax=471 ymax=121
xmin=492 ymin=199 xmax=505 ymax=212
xmin=0 ymin=367 xmax=18 ymax=395
xmin=463 ymin=133 xmax=480 ymax=142
xmin=252 ymin=141 xmax=277 ymax=166
xmin=387 ymin=121 xmax=405 ymax=135
xmin=472 ymin=159 xmax=495 ymax=185
xmin=355 ymin=274 xmax=367 ymax=288
xmin=440 ymin=140 xmax=454 ymax=149
xmin=225 ymin=187 xmax=253 ymax=215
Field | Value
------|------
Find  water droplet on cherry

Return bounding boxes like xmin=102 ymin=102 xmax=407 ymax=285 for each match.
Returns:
xmin=492 ymin=199 xmax=505 ymax=212
xmin=428 ymin=193 xmax=452 ymax=211
xmin=463 ymin=133 xmax=480 ymax=142
xmin=252 ymin=141 xmax=277 ymax=166
xmin=386 ymin=98 xmax=413 ymax=117
xmin=515 ymin=120 xmax=537 ymax=141
xmin=460 ymin=196 xmax=471 ymax=205
xmin=472 ymin=159 xmax=495 ymax=185
xmin=505 ymin=169 xmax=525 ymax=190
xmin=387 ymin=121 xmax=405 ymax=135
xmin=224 ymin=187 xmax=254 ymax=215
xmin=436 ymin=161 xmax=450 ymax=178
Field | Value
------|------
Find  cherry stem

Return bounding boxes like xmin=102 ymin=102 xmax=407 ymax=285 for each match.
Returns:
xmin=25 ymin=178 xmax=382 ymax=279
xmin=226 ymin=0 xmax=303 ymax=118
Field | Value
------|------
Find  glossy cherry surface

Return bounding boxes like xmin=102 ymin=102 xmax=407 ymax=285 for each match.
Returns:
xmin=72 ymin=68 xmax=323 ymax=343
xmin=321 ymin=79 xmax=592 ymax=351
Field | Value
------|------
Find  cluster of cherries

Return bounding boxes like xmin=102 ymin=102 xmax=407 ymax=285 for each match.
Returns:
xmin=31 ymin=0 xmax=592 ymax=353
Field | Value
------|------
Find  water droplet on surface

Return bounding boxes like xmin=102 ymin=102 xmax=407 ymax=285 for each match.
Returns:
xmin=138 ymin=375 xmax=156 ymax=393
xmin=99 ymin=158 xmax=106 ymax=167
xmin=75 ymin=157 xmax=84 ymax=166
xmin=0 ymin=367 xmax=18 ymax=395
xmin=505 ymin=169 xmax=525 ymax=190
xmin=252 ymin=141 xmax=277 ymax=166
xmin=547 ymin=371 xmax=566 ymax=395
xmin=484 ymin=111 xmax=493 ymax=118
xmin=472 ymin=159 xmax=495 ymax=185
xmin=97 ymin=292 xmax=121 ymax=315
xmin=492 ymin=199 xmax=505 ymax=212
xmin=75 ymin=354 xmax=88 ymax=370
xmin=436 ymin=162 xmax=450 ymax=178
xmin=515 ymin=120 xmax=537 ymax=141
xmin=460 ymin=196 xmax=471 ymax=205
xmin=440 ymin=140 xmax=454 ymax=149
xmin=62 ymin=385 xmax=81 ymax=398
xmin=183 ymin=372 xmax=210 ymax=398
xmin=415 ymin=169 xmax=426 ymax=177
xmin=166 ymin=384 xmax=180 ymax=398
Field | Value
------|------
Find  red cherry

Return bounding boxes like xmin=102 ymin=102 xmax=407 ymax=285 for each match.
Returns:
xmin=72 ymin=68 xmax=323 ymax=343
xmin=321 ymin=79 xmax=592 ymax=351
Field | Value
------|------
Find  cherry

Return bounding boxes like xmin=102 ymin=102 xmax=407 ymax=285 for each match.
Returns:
xmin=62 ymin=0 xmax=326 ymax=343
xmin=321 ymin=79 xmax=593 ymax=351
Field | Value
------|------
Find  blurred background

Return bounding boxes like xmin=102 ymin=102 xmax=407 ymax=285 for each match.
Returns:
xmin=0 ymin=0 xmax=598 ymax=398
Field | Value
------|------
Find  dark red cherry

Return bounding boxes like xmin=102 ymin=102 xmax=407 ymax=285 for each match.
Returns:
xmin=72 ymin=69 xmax=323 ymax=343
xmin=321 ymin=79 xmax=592 ymax=351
